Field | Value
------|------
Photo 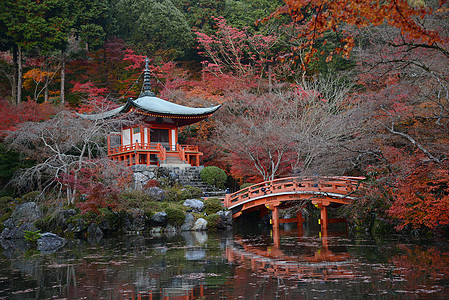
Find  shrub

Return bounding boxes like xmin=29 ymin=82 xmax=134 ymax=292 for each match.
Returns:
xmin=164 ymin=188 xmax=179 ymax=202
xmin=165 ymin=207 xmax=186 ymax=227
xmin=143 ymin=179 xmax=160 ymax=188
xmin=0 ymin=196 xmax=13 ymax=213
xmin=178 ymin=186 xmax=203 ymax=201
xmin=200 ymin=166 xmax=227 ymax=189
xmin=205 ymin=214 xmax=221 ymax=230
xmin=22 ymin=191 xmax=41 ymax=202
xmin=204 ymin=197 xmax=222 ymax=215
xmin=24 ymin=230 xmax=42 ymax=245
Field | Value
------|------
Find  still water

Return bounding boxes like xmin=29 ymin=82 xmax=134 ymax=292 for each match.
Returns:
xmin=1 ymin=224 xmax=449 ymax=299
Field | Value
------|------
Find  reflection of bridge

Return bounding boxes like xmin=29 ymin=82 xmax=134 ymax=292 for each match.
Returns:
xmin=226 ymin=227 xmax=355 ymax=281
xmin=224 ymin=176 xmax=364 ymax=230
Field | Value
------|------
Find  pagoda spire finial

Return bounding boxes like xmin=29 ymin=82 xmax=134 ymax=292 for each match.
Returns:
xmin=140 ymin=57 xmax=154 ymax=97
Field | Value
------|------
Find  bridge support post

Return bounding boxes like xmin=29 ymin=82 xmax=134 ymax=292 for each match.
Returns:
xmin=297 ymin=211 xmax=304 ymax=236
xmin=273 ymin=205 xmax=280 ymax=229
xmin=320 ymin=205 xmax=328 ymax=230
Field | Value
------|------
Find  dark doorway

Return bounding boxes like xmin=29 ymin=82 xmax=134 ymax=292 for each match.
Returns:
xmin=150 ymin=129 xmax=169 ymax=148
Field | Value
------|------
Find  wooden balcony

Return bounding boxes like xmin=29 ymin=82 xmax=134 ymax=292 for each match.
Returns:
xmin=107 ymin=142 xmax=202 ymax=167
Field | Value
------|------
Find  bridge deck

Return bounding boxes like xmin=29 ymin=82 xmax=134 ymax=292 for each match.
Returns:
xmin=224 ymin=176 xmax=364 ymax=219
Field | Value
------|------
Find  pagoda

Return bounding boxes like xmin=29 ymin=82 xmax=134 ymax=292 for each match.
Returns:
xmin=79 ymin=58 xmax=221 ymax=167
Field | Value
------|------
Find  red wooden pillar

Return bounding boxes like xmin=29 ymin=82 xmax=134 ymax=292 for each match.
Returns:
xmin=320 ymin=205 xmax=328 ymax=230
xmin=297 ymin=211 xmax=304 ymax=236
xmin=273 ymin=205 xmax=279 ymax=229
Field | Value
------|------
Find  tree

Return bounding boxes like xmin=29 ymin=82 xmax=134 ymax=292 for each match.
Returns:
xmin=115 ymin=0 xmax=194 ymax=59
xmin=216 ymin=76 xmax=362 ymax=182
xmin=5 ymin=108 xmax=130 ymax=204
xmin=275 ymin=0 xmax=448 ymax=67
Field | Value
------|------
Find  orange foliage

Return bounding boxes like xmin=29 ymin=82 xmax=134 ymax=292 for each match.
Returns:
xmin=388 ymin=159 xmax=449 ymax=230
xmin=275 ymin=0 xmax=446 ymax=66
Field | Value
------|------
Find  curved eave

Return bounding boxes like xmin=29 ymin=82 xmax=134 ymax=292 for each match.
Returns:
xmin=128 ymin=107 xmax=220 ymax=126
xmin=130 ymin=96 xmax=221 ymax=116
xmin=76 ymin=96 xmax=221 ymax=123
xmin=77 ymin=105 xmax=125 ymax=120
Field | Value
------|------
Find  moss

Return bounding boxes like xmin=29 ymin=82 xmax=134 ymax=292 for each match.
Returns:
xmin=204 ymin=198 xmax=222 ymax=215
xmin=178 ymin=186 xmax=203 ymax=201
xmin=165 ymin=207 xmax=186 ymax=227
xmin=200 ymin=166 xmax=227 ymax=189
xmin=205 ymin=214 xmax=220 ymax=230
xmin=0 ymin=196 xmax=13 ymax=214
xmin=22 ymin=191 xmax=42 ymax=202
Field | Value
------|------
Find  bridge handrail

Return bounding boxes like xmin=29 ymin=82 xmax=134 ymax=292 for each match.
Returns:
xmin=224 ymin=176 xmax=365 ymax=208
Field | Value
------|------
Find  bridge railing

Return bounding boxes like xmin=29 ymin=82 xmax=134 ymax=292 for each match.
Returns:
xmin=224 ymin=176 xmax=365 ymax=208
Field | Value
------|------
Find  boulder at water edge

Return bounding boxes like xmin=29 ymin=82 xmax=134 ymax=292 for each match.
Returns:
xmin=192 ymin=218 xmax=208 ymax=231
xmin=37 ymin=232 xmax=66 ymax=253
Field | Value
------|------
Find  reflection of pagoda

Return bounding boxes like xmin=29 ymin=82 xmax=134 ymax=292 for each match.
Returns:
xmin=80 ymin=58 xmax=221 ymax=167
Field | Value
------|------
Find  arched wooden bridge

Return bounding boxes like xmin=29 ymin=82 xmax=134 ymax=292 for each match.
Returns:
xmin=223 ymin=176 xmax=365 ymax=230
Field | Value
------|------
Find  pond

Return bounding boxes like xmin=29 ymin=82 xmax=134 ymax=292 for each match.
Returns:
xmin=1 ymin=224 xmax=449 ymax=299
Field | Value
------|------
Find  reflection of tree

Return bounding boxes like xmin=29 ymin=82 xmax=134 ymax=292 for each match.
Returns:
xmin=390 ymin=245 xmax=449 ymax=290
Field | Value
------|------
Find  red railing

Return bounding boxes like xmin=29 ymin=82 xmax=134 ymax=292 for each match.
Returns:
xmin=224 ymin=176 xmax=365 ymax=209
xmin=109 ymin=142 xmax=158 ymax=154
xmin=176 ymin=144 xmax=186 ymax=162
xmin=156 ymin=143 xmax=166 ymax=162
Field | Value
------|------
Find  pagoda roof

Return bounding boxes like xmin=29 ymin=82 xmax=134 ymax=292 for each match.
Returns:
xmin=79 ymin=59 xmax=220 ymax=126
xmin=79 ymin=96 xmax=220 ymax=121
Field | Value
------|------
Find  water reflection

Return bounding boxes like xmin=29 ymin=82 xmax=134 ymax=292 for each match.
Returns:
xmin=1 ymin=226 xmax=449 ymax=299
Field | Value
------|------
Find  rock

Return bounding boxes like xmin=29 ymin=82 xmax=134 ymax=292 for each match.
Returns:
xmin=217 ymin=211 xmax=233 ymax=227
xmin=87 ymin=223 xmax=103 ymax=238
xmin=150 ymin=212 xmax=168 ymax=226
xmin=169 ymin=171 xmax=179 ymax=182
xmin=192 ymin=218 xmax=208 ymax=231
xmin=144 ymin=187 xmax=166 ymax=202
xmin=1 ymin=222 xmax=36 ymax=240
xmin=3 ymin=218 xmax=14 ymax=229
xmin=9 ymin=202 xmax=42 ymax=226
xmin=181 ymin=213 xmax=195 ymax=231
xmin=86 ymin=223 xmax=103 ymax=244
xmin=37 ymin=232 xmax=66 ymax=253
xmin=124 ymin=209 xmax=146 ymax=231
xmin=156 ymin=167 xmax=170 ymax=179
xmin=183 ymin=199 xmax=204 ymax=213
xmin=66 ymin=218 xmax=87 ymax=235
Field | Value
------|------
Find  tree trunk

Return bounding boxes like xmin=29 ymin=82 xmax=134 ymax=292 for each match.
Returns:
xmin=60 ymin=49 xmax=65 ymax=105
xmin=44 ymin=56 xmax=49 ymax=102
xmin=17 ymin=46 xmax=23 ymax=104
xmin=11 ymin=45 xmax=18 ymax=103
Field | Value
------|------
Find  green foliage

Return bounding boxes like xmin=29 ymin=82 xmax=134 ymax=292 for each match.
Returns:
xmin=205 ymin=213 xmax=220 ymax=230
xmin=0 ymin=212 xmax=12 ymax=233
xmin=239 ymin=183 xmax=255 ymax=190
xmin=164 ymin=186 xmax=203 ymax=202
xmin=24 ymin=229 xmax=42 ymax=245
xmin=165 ymin=206 xmax=185 ymax=227
xmin=114 ymin=0 xmax=193 ymax=58
xmin=0 ymin=196 xmax=13 ymax=213
xmin=204 ymin=197 xmax=222 ymax=215
xmin=200 ymin=166 xmax=227 ymax=189
xmin=178 ymin=186 xmax=203 ymax=201
xmin=22 ymin=191 xmax=41 ymax=202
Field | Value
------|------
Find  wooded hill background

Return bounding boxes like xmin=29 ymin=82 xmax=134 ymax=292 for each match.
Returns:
xmin=1 ymin=0 xmax=448 ymax=232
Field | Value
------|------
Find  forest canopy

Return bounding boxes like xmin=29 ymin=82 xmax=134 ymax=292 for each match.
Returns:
xmin=1 ymin=0 xmax=449 ymax=232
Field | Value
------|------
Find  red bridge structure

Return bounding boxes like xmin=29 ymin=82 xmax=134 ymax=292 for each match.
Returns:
xmin=223 ymin=176 xmax=365 ymax=230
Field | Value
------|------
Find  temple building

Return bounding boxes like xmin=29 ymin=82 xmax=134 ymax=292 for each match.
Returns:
xmin=79 ymin=58 xmax=221 ymax=168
